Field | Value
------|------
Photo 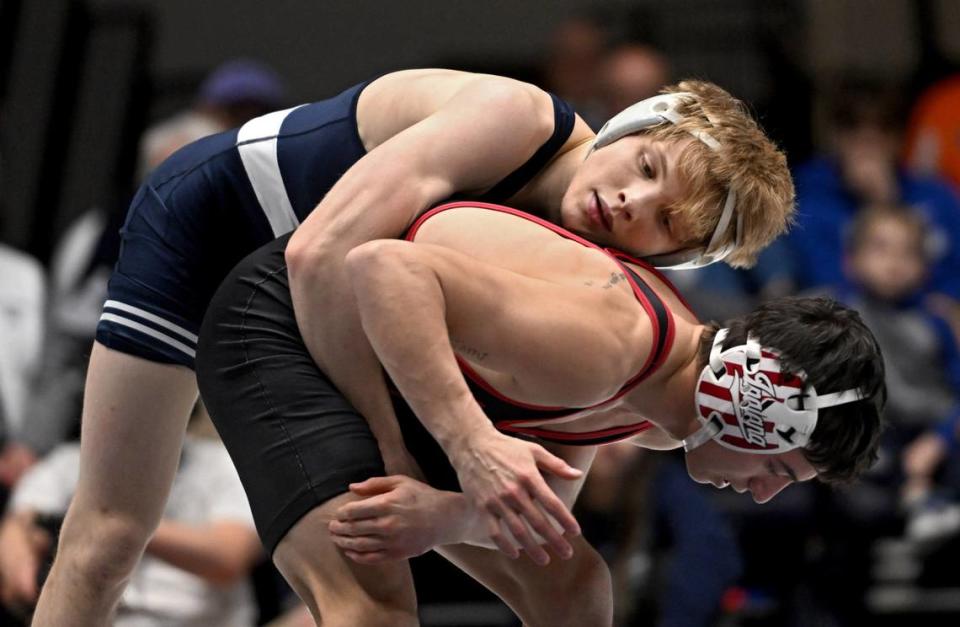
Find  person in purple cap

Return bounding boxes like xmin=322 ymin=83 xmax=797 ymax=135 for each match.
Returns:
xmin=196 ymin=58 xmax=287 ymax=129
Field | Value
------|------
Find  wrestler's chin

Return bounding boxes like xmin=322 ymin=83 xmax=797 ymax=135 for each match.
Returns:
xmin=558 ymin=202 xmax=602 ymax=245
xmin=556 ymin=200 xmax=580 ymax=232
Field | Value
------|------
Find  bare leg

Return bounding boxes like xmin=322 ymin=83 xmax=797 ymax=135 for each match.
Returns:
xmin=273 ymin=492 xmax=418 ymax=627
xmin=33 ymin=342 xmax=198 ymax=626
xmin=437 ymin=534 xmax=613 ymax=627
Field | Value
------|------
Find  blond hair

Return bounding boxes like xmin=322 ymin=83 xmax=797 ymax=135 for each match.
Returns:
xmin=641 ymin=80 xmax=795 ymax=268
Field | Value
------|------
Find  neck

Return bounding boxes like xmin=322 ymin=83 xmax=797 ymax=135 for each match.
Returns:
xmin=510 ymin=138 xmax=593 ymax=224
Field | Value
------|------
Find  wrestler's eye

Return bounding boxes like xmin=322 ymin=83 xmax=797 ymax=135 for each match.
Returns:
xmin=641 ymin=156 xmax=655 ymax=179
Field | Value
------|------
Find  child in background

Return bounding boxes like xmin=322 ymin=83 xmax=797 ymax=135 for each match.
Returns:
xmin=840 ymin=206 xmax=960 ymax=524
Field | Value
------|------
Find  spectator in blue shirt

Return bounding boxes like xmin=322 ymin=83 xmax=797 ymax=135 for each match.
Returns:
xmin=788 ymin=80 xmax=960 ymax=300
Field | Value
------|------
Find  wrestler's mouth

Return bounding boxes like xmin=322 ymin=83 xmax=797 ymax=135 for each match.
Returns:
xmin=713 ymin=476 xmax=730 ymax=489
xmin=588 ymin=191 xmax=612 ymax=232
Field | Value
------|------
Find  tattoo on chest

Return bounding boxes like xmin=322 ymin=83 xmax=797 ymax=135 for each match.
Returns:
xmin=600 ymin=272 xmax=628 ymax=289
xmin=451 ymin=339 xmax=489 ymax=362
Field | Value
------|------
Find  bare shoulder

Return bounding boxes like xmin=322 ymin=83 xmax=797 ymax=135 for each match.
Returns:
xmin=413 ymin=207 xmax=609 ymax=279
xmin=358 ymin=69 xmax=554 ymax=151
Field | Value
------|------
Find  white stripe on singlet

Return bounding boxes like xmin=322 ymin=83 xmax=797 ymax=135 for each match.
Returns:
xmin=99 ymin=314 xmax=197 ymax=359
xmin=236 ymin=106 xmax=306 ymax=237
xmin=102 ymin=300 xmax=198 ymax=342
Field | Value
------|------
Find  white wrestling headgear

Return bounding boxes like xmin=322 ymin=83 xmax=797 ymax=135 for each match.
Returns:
xmin=682 ymin=328 xmax=867 ymax=454
xmin=590 ymin=93 xmax=740 ymax=270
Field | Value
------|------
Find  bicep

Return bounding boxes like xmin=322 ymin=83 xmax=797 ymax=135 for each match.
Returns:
xmin=292 ymin=80 xmax=552 ymax=255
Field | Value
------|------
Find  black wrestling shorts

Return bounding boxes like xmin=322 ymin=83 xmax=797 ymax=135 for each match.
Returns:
xmin=196 ymin=233 xmax=458 ymax=554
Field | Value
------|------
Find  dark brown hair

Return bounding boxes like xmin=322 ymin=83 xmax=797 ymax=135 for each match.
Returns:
xmin=698 ymin=297 xmax=886 ymax=482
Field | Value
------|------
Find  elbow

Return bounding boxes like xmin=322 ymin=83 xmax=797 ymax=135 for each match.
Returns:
xmin=344 ymin=239 xmax=413 ymax=287
xmin=284 ymin=232 xmax=322 ymax=282
xmin=284 ymin=227 xmax=348 ymax=283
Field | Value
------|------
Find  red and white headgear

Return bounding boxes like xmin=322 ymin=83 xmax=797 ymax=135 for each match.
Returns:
xmin=682 ymin=328 xmax=866 ymax=454
xmin=591 ymin=93 xmax=740 ymax=270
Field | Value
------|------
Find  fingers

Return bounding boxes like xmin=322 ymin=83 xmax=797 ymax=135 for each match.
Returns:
xmin=342 ymin=549 xmax=389 ymax=564
xmin=521 ymin=471 xmax=581 ymax=538
xmin=348 ymin=475 xmax=402 ymax=495
xmin=534 ymin=447 xmax=584 ymax=480
xmin=334 ymin=494 xmax=393 ymax=521
xmin=494 ymin=489 xmax=569 ymax=564
xmin=329 ymin=518 xmax=386 ymax=537
xmin=330 ymin=533 xmax=388 ymax=553
xmin=486 ymin=515 xmax=520 ymax=560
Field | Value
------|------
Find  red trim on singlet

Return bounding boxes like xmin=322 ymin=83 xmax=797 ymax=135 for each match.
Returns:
xmin=605 ymin=248 xmax=697 ymax=316
xmin=498 ymin=419 xmax=655 ymax=444
xmin=404 ymin=200 xmax=685 ymax=441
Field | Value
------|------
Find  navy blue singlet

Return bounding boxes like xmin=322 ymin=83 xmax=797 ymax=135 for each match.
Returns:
xmin=97 ymin=81 xmax=577 ymax=367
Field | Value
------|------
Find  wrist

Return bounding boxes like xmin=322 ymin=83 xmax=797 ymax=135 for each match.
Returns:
xmin=436 ymin=491 xmax=476 ymax=546
xmin=443 ymin=418 xmax=499 ymax=466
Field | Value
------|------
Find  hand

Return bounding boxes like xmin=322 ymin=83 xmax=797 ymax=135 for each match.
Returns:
xmin=903 ymin=432 xmax=948 ymax=479
xmin=329 ymin=475 xmax=464 ymax=563
xmin=0 ymin=515 xmax=49 ymax=610
xmin=450 ymin=427 xmax=582 ymax=565
xmin=839 ymin=140 xmax=898 ymax=205
xmin=0 ymin=443 xmax=38 ymax=488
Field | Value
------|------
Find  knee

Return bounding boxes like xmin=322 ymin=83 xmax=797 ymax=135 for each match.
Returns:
xmin=525 ymin=547 xmax=613 ymax=627
xmin=298 ymin=586 xmax=417 ymax=627
xmin=57 ymin=510 xmax=153 ymax=583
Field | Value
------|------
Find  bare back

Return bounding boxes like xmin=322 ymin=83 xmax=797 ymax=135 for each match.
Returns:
xmin=409 ymin=205 xmax=701 ymax=438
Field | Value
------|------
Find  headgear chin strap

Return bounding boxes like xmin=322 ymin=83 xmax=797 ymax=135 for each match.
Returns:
xmin=590 ymin=93 xmax=740 ymax=270
xmin=682 ymin=328 xmax=866 ymax=454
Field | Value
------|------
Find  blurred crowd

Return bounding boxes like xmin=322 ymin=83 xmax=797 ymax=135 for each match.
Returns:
xmin=538 ymin=10 xmax=960 ymax=627
xmin=1 ymin=5 xmax=960 ymax=627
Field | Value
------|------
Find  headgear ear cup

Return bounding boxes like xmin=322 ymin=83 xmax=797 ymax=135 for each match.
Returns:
xmin=683 ymin=329 xmax=867 ymax=454
xmin=590 ymin=93 xmax=739 ymax=270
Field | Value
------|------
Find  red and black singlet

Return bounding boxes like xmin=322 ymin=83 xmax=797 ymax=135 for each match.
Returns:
xmin=405 ymin=201 xmax=687 ymax=446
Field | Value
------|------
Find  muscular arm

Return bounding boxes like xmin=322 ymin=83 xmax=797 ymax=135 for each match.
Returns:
xmin=343 ymin=235 xmax=636 ymax=560
xmin=331 ymin=443 xmax=597 ymax=562
xmin=284 ymin=75 xmax=554 ymax=474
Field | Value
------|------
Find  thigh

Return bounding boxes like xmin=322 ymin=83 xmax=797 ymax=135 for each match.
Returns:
xmin=71 ymin=341 xmax=197 ymax=524
xmin=273 ymin=492 xmax=417 ymax=625
xmin=196 ymin=237 xmax=386 ymax=553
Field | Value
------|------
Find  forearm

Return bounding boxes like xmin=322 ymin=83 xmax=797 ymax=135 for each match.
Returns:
xmin=145 ymin=520 xmax=260 ymax=585
xmin=286 ymin=176 xmax=441 ymax=470
xmin=289 ymin=263 xmax=410 ymax=465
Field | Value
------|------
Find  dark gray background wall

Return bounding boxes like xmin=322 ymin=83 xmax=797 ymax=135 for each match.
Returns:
xmin=87 ymin=0 xmax=604 ymax=99
xmin=4 ymin=0 xmax=958 ymax=258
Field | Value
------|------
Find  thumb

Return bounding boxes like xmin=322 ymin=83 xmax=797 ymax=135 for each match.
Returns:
xmin=533 ymin=448 xmax=583 ymax=479
xmin=349 ymin=475 xmax=402 ymax=495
